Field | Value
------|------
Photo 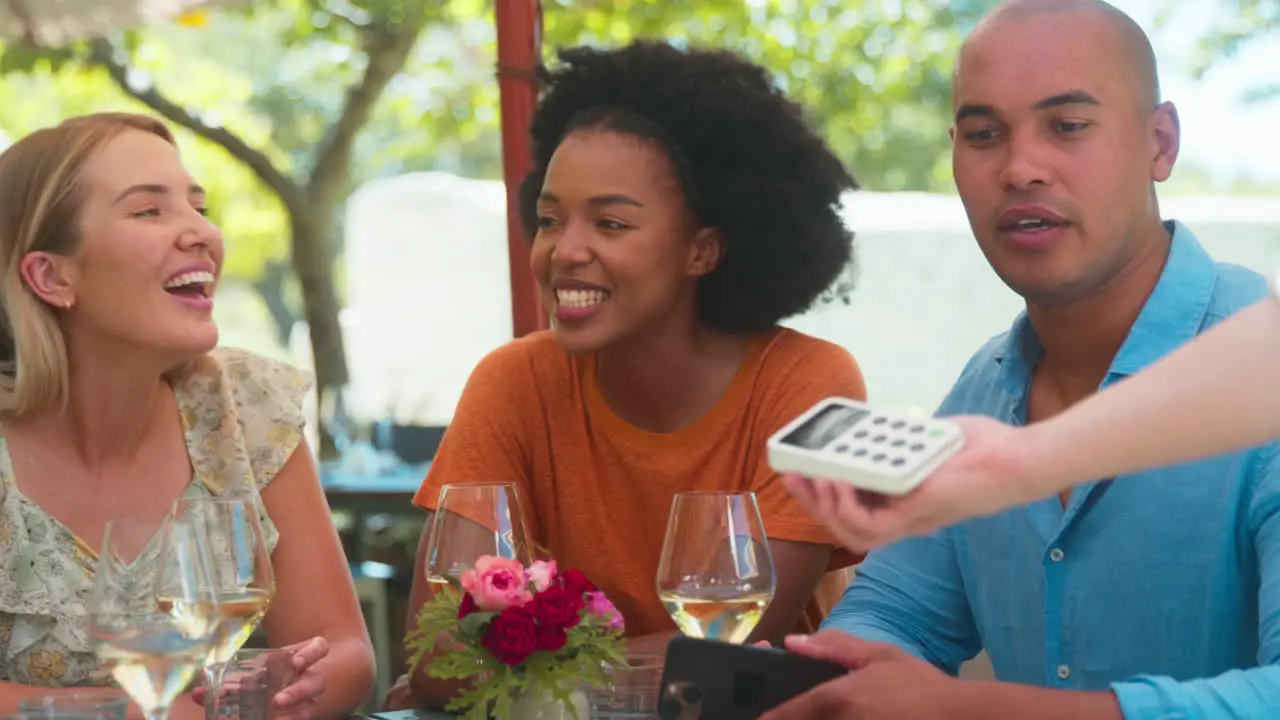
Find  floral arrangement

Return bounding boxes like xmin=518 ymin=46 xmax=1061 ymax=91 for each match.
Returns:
xmin=406 ymin=555 xmax=628 ymax=719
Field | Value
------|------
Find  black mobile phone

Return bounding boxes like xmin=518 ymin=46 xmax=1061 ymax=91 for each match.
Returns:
xmin=657 ymin=636 xmax=848 ymax=719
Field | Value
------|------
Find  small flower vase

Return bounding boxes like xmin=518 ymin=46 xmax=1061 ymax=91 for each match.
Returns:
xmin=507 ymin=685 xmax=591 ymax=719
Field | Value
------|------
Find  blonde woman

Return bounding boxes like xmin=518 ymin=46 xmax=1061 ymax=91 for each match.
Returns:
xmin=0 ymin=113 xmax=374 ymax=719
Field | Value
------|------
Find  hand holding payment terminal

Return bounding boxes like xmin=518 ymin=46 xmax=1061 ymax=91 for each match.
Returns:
xmin=766 ymin=397 xmax=964 ymax=496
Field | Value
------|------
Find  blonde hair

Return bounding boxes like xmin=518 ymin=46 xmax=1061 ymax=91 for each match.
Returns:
xmin=0 ymin=112 xmax=176 ymax=416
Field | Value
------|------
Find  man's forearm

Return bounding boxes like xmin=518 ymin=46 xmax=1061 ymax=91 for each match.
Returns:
xmin=954 ymin=681 xmax=1124 ymax=720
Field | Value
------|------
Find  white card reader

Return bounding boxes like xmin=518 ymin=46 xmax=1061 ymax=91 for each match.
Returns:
xmin=767 ymin=397 xmax=965 ymax=496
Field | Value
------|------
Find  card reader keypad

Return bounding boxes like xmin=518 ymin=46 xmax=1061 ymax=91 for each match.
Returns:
xmin=837 ymin=414 xmax=948 ymax=469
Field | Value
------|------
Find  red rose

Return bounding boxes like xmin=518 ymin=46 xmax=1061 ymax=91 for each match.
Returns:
xmin=458 ymin=593 xmax=479 ymax=619
xmin=559 ymin=569 xmax=595 ymax=601
xmin=535 ymin=623 xmax=567 ymax=653
xmin=481 ymin=605 xmax=538 ymax=666
xmin=532 ymin=585 xmax=582 ymax=629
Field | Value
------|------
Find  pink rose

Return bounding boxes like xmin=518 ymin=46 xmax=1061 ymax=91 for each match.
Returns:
xmin=526 ymin=560 xmax=558 ymax=592
xmin=585 ymin=591 xmax=624 ymax=632
xmin=459 ymin=556 xmax=532 ymax=611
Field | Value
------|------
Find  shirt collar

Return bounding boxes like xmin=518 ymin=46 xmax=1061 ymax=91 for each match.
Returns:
xmin=991 ymin=220 xmax=1217 ymax=388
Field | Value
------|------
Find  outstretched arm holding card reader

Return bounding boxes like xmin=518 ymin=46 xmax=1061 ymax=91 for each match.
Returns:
xmin=766 ymin=397 xmax=965 ymax=496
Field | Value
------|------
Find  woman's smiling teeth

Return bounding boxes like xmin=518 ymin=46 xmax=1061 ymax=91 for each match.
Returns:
xmin=556 ymin=289 xmax=608 ymax=308
xmin=164 ymin=270 xmax=214 ymax=296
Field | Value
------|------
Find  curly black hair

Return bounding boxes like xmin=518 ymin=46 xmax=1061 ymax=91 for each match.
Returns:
xmin=518 ymin=41 xmax=859 ymax=335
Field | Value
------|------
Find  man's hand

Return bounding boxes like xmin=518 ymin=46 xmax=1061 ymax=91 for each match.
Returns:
xmin=783 ymin=416 xmax=1042 ymax=551
xmin=759 ymin=631 xmax=960 ymax=719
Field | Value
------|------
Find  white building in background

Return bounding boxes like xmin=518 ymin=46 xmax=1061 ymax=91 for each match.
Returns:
xmin=300 ymin=172 xmax=1280 ymax=433
xmin=331 ymin=172 xmax=512 ymax=426
xmin=788 ymin=192 xmax=1280 ymax=412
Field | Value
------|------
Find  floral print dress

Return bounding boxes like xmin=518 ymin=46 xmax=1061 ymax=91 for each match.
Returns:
xmin=0 ymin=348 xmax=311 ymax=687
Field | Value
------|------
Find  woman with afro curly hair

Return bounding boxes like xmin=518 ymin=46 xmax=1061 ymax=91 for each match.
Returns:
xmin=398 ymin=40 xmax=867 ymax=709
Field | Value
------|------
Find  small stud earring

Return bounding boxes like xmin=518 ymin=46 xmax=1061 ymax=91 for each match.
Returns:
xmin=63 ymin=299 xmax=72 ymax=310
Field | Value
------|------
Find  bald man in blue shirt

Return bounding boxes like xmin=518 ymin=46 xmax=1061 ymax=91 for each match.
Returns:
xmin=764 ymin=1 xmax=1280 ymax=719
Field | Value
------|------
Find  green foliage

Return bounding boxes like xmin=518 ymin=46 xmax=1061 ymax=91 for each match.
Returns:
xmin=404 ymin=581 xmax=463 ymax=673
xmin=0 ymin=37 xmax=293 ymax=282
xmin=0 ymin=0 xmax=983 ymax=347
xmin=1161 ymin=0 xmax=1280 ymax=101
xmin=406 ymin=582 xmax=627 ymax=720
xmin=531 ymin=0 xmax=982 ymax=192
xmin=0 ymin=0 xmax=980 ymax=279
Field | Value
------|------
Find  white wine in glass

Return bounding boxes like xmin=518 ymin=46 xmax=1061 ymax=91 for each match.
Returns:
xmin=656 ymin=491 xmax=777 ymax=644
xmin=424 ymin=482 xmax=534 ymax=588
xmin=169 ymin=496 xmax=275 ymax=717
xmin=89 ymin=518 xmax=219 ymax=720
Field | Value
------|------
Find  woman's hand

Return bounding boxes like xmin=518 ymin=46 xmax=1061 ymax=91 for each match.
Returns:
xmin=166 ymin=694 xmax=205 ymax=720
xmin=381 ymin=674 xmax=415 ymax=711
xmin=270 ymin=637 xmax=330 ymax=720
xmin=191 ymin=637 xmax=331 ymax=720
xmin=783 ymin=416 xmax=1040 ymax=551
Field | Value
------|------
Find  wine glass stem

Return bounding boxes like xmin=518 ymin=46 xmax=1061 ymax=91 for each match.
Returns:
xmin=205 ymin=662 xmax=229 ymax=719
xmin=146 ymin=709 xmax=171 ymax=720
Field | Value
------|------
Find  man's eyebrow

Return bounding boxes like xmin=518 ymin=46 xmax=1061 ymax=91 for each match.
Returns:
xmin=954 ymin=91 xmax=1102 ymax=123
xmin=1033 ymin=91 xmax=1102 ymax=110
xmin=955 ymin=104 xmax=995 ymax=123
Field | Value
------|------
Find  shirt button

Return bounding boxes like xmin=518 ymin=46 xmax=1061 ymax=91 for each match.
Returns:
xmin=1049 ymin=548 xmax=1065 ymax=562
xmin=1057 ymin=665 xmax=1071 ymax=679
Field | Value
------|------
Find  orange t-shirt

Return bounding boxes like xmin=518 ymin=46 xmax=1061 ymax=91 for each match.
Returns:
xmin=412 ymin=327 xmax=867 ymax=637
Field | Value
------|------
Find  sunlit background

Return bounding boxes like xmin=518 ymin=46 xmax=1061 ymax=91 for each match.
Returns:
xmin=0 ymin=0 xmax=1275 ymax=704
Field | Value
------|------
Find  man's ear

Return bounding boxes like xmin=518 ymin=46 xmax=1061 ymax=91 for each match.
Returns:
xmin=1149 ymin=101 xmax=1180 ymax=183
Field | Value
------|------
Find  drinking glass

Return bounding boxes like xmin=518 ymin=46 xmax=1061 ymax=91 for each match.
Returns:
xmin=655 ymin=492 xmax=776 ymax=644
xmin=171 ymin=497 xmax=275 ymax=720
xmin=423 ymin=482 xmax=535 ymax=588
xmin=88 ymin=518 xmax=219 ymax=720
xmin=587 ymin=653 xmax=663 ymax=719
xmin=203 ymin=648 xmax=296 ymax=720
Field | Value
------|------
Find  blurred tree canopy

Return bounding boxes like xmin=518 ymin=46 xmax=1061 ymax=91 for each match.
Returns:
xmin=538 ymin=0 xmax=979 ymax=192
xmin=1182 ymin=0 xmax=1279 ymax=101
xmin=0 ymin=0 xmax=981 ymax=448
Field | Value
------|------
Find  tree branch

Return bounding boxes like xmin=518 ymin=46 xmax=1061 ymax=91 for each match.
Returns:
xmin=87 ymin=38 xmax=302 ymax=208
xmin=5 ymin=0 xmax=40 ymax=45
xmin=306 ymin=11 xmax=429 ymax=204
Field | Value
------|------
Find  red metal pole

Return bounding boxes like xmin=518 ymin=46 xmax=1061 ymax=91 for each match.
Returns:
xmin=495 ymin=0 xmax=548 ymax=338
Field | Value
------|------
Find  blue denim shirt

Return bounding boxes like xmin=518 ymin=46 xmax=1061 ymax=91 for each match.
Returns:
xmin=823 ymin=222 xmax=1280 ymax=719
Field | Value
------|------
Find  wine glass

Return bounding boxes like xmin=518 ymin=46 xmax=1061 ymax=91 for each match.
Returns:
xmin=171 ymin=496 xmax=275 ymax=719
xmin=88 ymin=517 xmax=220 ymax=720
xmin=424 ymin=482 xmax=535 ymax=588
xmin=655 ymin=491 xmax=777 ymax=644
